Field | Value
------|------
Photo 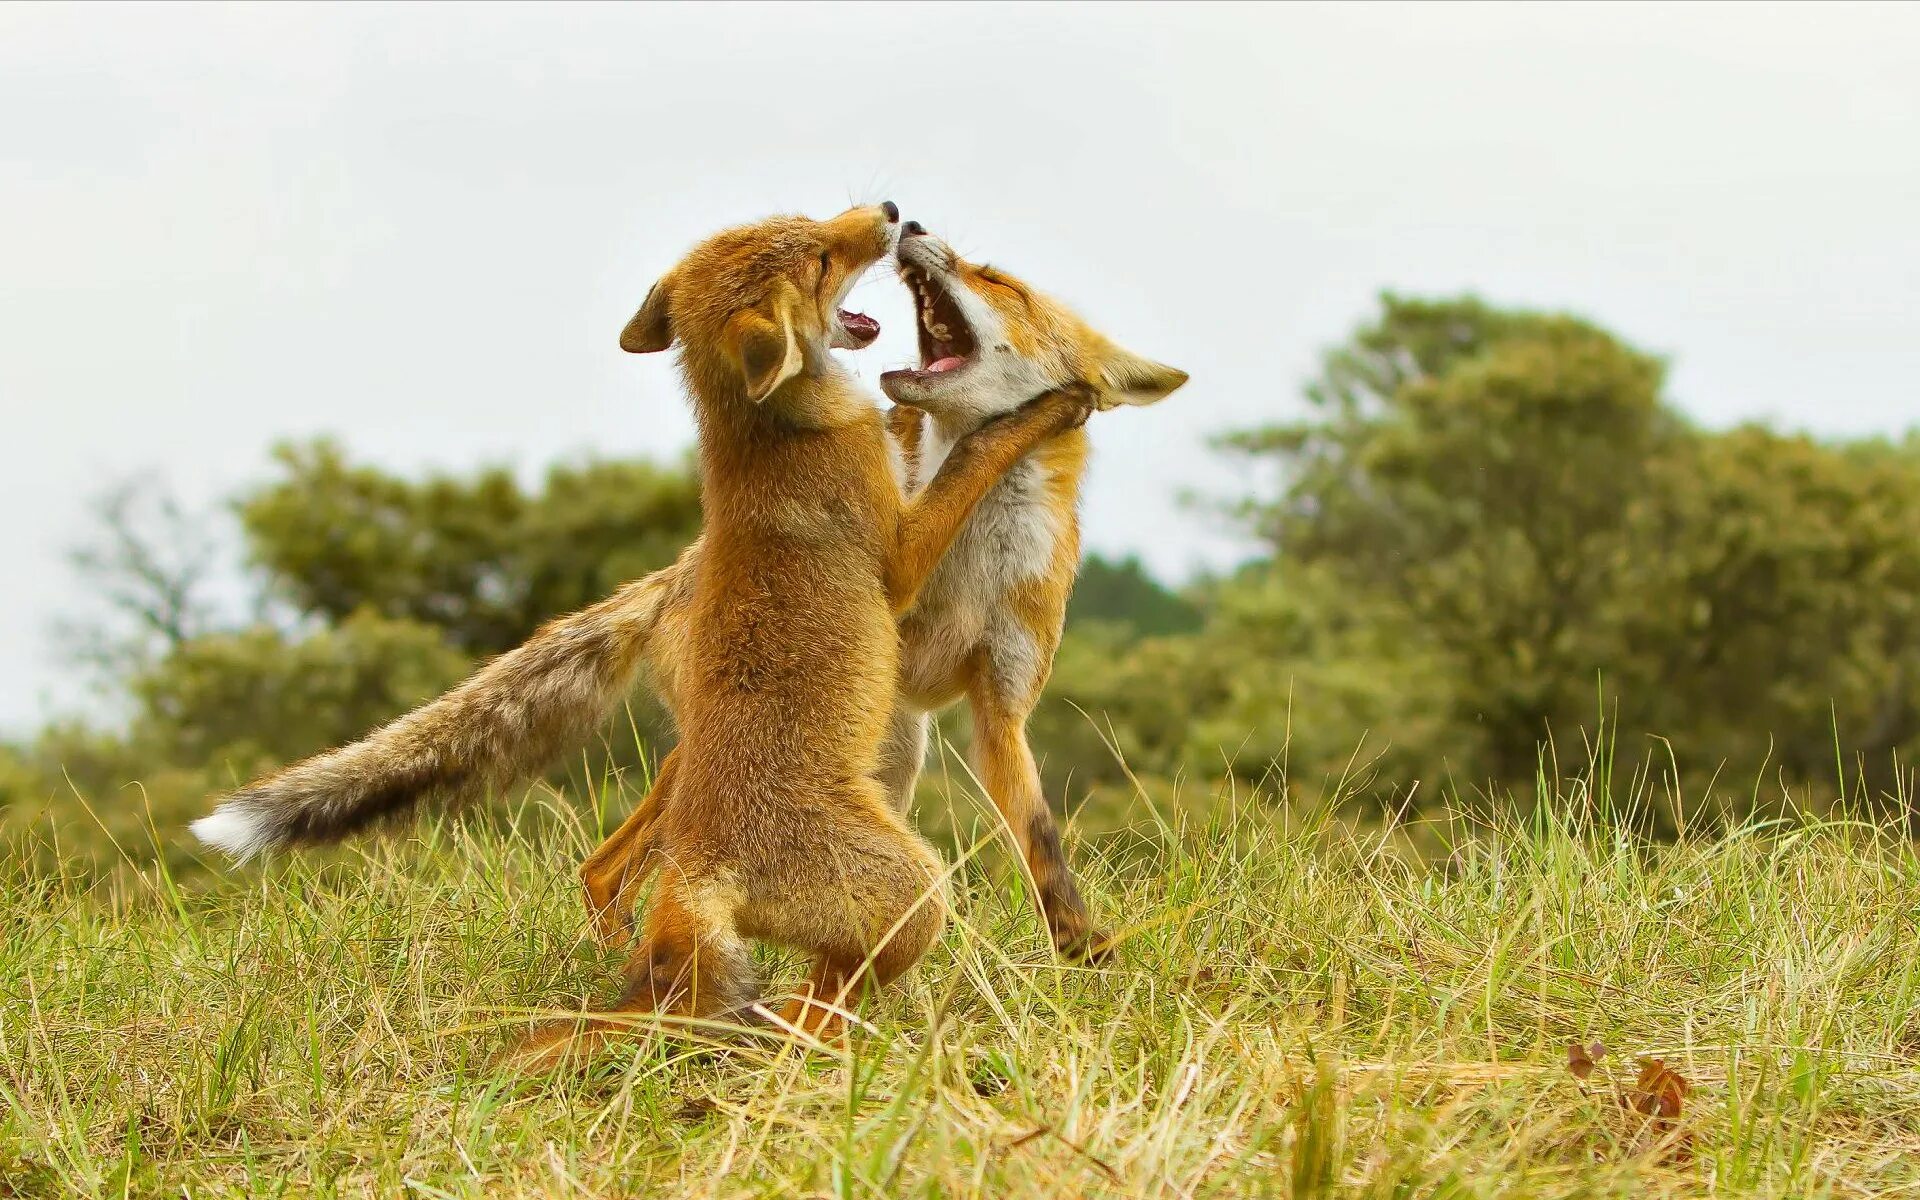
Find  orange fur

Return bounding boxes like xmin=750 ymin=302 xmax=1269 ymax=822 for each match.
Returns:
xmin=524 ymin=205 xmax=1092 ymax=1064
xmin=582 ymin=228 xmax=1187 ymax=961
xmin=192 ymin=216 xmax=1179 ymax=1064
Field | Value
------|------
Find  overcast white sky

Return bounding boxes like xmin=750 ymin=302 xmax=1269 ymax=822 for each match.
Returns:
xmin=3 ymin=2 xmax=1917 ymax=732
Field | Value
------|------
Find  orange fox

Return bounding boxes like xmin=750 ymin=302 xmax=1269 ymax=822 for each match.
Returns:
xmin=196 ymin=203 xmax=1094 ymax=1048
xmin=580 ymin=222 xmax=1187 ymax=959
xmin=192 ymin=215 xmax=1184 ymax=1031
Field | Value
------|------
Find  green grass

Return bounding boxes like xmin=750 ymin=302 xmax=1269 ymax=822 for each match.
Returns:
xmin=4 ymin=754 xmax=1919 ymax=1198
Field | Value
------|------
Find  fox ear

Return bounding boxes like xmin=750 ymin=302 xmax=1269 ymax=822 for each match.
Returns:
xmin=1098 ymin=346 xmax=1189 ymax=409
xmin=727 ymin=293 xmax=803 ymax=403
xmin=620 ymin=275 xmax=675 ymax=353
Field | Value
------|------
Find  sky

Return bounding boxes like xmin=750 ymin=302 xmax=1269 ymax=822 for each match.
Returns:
xmin=2 ymin=2 xmax=1917 ymax=732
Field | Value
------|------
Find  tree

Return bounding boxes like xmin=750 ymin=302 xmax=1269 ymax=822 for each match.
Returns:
xmin=60 ymin=477 xmax=224 ymax=678
xmin=237 ymin=440 xmax=702 ymax=656
xmin=1619 ymin=427 xmax=1920 ymax=795
xmin=1065 ymin=554 xmax=1203 ymax=636
xmin=124 ymin=610 xmax=471 ymax=778
xmin=1221 ymin=295 xmax=1680 ymax=783
xmin=1213 ymin=293 xmax=1920 ymax=809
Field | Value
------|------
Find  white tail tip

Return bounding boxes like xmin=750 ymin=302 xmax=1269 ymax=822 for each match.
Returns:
xmin=191 ymin=805 xmax=272 ymax=863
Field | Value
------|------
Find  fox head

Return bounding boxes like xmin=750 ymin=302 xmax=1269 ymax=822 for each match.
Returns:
xmin=880 ymin=224 xmax=1187 ymax=423
xmin=621 ymin=203 xmax=901 ymax=408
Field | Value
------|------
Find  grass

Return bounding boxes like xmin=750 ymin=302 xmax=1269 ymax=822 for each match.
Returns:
xmin=4 ymin=749 xmax=1920 ymax=1198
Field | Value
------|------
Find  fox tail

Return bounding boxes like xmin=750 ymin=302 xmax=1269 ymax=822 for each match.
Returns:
xmin=191 ymin=566 xmax=682 ymax=861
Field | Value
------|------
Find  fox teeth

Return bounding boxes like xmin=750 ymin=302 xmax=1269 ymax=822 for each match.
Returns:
xmin=931 ymin=323 xmax=951 ymax=341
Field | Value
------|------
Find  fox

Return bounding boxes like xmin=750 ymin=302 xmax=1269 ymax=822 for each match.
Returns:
xmin=191 ymin=219 xmax=1187 ymax=966
xmin=195 ymin=202 xmax=1095 ymax=1050
xmin=577 ymin=221 xmax=1188 ymax=959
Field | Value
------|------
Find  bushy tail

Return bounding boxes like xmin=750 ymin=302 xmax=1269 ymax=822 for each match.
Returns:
xmin=191 ymin=565 xmax=684 ymax=861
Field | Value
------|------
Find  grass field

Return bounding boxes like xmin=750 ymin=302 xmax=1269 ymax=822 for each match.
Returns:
xmin=4 ymin=752 xmax=1918 ymax=1198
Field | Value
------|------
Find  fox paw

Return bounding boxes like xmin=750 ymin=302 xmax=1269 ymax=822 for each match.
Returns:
xmin=1023 ymin=381 xmax=1099 ymax=431
xmin=1053 ymin=924 xmax=1116 ymax=964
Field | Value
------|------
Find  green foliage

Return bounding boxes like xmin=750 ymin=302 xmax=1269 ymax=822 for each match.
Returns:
xmin=10 ymin=445 xmax=701 ymax=866
xmin=1185 ymin=564 xmax=1461 ymax=797
xmin=239 ymin=439 xmax=701 ymax=656
xmin=0 ymin=743 xmax=38 ymax=816
xmin=1126 ymin=293 xmax=1920 ymax=810
xmin=1036 ymin=563 xmax=1460 ymax=804
xmin=1064 ymin=553 xmax=1203 ymax=636
xmin=123 ymin=610 xmax=471 ymax=776
xmin=1617 ymin=427 xmax=1920 ymax=792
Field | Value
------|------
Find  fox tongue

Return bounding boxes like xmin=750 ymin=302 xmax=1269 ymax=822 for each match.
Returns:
xmin=839 ymin=310 xmax=880 ymax=340
xmin=926 ymin=356 xmax=965 ymax=373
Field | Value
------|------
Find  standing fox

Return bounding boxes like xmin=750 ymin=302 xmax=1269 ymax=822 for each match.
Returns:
xmin=198 ymin=202 xmax=1094 ymax=1043
xmin=192 ymin=214 xmax=1185 ymax=1017
xmin=578 ymin=222 xmax=1186 ymax=958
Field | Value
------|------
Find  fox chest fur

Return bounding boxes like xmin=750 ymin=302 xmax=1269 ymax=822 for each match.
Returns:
xmin=679 ymin=411 xmax=902 ymax=782
xmin=895 ymin=420 xmax=1086 ymax=712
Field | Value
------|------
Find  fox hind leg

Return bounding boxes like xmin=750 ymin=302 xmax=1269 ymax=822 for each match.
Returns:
xmin=579 ymin=750 xmax=680 ymax=947
xmin=748 ymin=790 xmax=947 ymax=1042
xmin=969 ymin=694 xmax=1109 ymax=961
xmin=875 ymin=706 xmax=929 ymax=814
xmin=508 ymin=867 xmax=756 ymax=1072
xmin=777 ymin=895 xmax=944 ymax=1043
xmin=779 ymin=956 xmax=865 ymax=1042
xmin=616 ymin=868 xmax=758 ymax=1018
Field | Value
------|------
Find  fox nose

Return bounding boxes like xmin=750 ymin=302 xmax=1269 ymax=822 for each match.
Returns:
xmin=901 ymin=220 xmax=926 ymax=238
xmin=880 ymin=200 xmax=899 ymax=224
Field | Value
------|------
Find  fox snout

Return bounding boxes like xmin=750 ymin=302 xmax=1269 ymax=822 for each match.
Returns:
xmin=828 ymin=202 xmax=902 ymax=265
xmin=882 ymin=225 xmax=1189 ymax=419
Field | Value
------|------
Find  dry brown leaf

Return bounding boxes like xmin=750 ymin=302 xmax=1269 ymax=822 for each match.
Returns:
xmin=1625 ymin=1056 xmax=1694 ymax=1164
xmin=1629 ymin=1056 xmax=1688 ymax=1121
xmin=1566 ymin=1047 xmax=1694 ymax=1165
xmin=1566 ymin=1040 xmax=1608 ymax=1081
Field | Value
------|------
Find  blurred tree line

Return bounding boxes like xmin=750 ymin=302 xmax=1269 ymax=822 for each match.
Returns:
xmin=1 ymin=444 xmax=702 ymax=859
xmin=7 ymin=293 xmax=1919 ymax=861
xmin=1040 ymin=296 xmax=1920 ymax=822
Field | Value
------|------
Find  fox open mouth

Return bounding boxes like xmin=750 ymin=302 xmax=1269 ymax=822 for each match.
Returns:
xmin=835 ymin=308 xmax=880 ymax=349
xmin=883 ymin=265 xmax=978 ymax=385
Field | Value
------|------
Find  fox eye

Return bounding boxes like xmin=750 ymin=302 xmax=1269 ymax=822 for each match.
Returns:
xmin=818 ymin=251 xmax=832 ymax=279
xmin=978 ymin=267 xmax=1031 ymax=306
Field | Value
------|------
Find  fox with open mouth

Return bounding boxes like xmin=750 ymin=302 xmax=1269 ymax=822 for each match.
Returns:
xmin=580 ymin=219 xmax=1186 ymax=964
xmin=194 ymin=212 xmax=1186 ymax=1026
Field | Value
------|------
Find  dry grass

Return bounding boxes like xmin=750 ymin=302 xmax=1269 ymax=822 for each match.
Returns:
xmin=4 ymin=753 xmax=1919 ymax=1197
